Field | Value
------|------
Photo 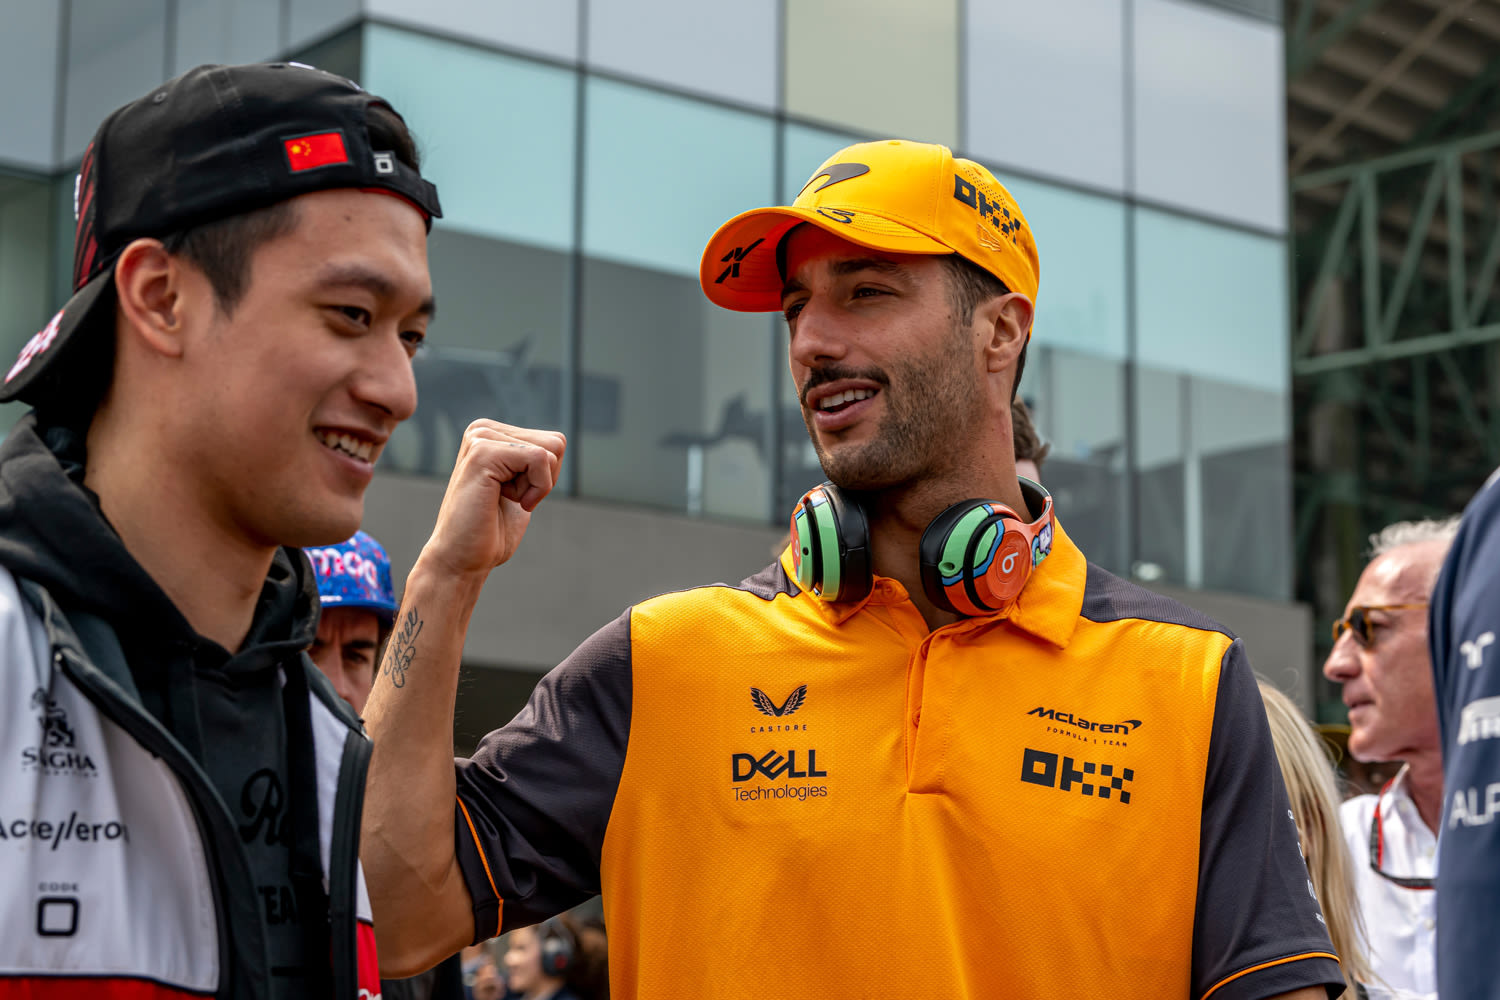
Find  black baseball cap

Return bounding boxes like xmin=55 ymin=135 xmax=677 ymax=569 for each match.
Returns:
xmin=0 ymin=61 xmax=443 ymax=409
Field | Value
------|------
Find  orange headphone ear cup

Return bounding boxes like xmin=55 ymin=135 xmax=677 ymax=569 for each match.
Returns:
xmin=919 ymin=499 xmax=1021 ymax=616
xmin=981 ymin=530 xmax=1033 ymax=608
xmin=919 ymin=482 xmax=1054 ymax=617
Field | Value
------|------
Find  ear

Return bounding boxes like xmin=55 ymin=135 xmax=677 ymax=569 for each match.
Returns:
xmin=112 ymin=238 xmax=200 ymax=359
xmin=979 ymin=291 xmax=1034 ymax=376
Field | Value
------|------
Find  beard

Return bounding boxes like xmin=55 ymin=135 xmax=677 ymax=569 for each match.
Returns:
xmin=801 ymin=320 xmax=983 ymax=492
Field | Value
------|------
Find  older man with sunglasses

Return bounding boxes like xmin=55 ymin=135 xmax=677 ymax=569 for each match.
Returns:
xmin=1323 ymin=517 xmax=1460 ymax=1000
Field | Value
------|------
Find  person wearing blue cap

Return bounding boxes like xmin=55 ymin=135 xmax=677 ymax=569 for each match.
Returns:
xmin=306 ymin=531 xmax=398 ymax=715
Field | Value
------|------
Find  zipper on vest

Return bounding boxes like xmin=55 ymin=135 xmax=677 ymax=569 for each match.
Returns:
xmin=328 ymin=727 xmax=374 ymax=998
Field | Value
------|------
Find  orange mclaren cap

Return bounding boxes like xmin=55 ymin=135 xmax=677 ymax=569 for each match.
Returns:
xmin=700 ymin=138 xmax=1039 ymax=313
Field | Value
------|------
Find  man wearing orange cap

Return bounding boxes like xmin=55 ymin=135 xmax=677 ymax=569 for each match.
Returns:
xmin=359 ymin=140 xmax=1343 ymax=1000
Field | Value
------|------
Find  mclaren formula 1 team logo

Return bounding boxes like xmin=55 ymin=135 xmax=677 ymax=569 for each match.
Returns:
xmin=1027 ymin=704 xmax=1141 ymax=747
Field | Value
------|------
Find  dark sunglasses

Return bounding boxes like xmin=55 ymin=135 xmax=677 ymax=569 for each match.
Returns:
xmin=1331 ymin=603 xmax=1428 ymax=647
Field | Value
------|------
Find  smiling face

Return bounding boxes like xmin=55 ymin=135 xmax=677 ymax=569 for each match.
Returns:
xmin=1321 ymin=541 xmax=1445 ymax=764
xmin=779 ymin=226 xmax=995 ymax=493
xmin=167 ymin=188 xmax=431 ymax=548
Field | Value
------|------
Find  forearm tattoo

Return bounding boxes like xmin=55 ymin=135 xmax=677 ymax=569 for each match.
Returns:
xmin=385 ymin=607 xmax=423 ymax=689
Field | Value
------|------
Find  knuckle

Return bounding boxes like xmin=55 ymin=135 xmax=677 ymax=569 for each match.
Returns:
xmin=464 ymin=418 xmax=499 ymax=437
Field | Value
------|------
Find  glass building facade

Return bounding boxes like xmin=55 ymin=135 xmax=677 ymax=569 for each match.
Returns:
xmin=0 ymin=0 xmax=1291 ymax=602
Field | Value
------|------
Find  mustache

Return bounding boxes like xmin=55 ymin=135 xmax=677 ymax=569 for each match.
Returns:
xmin=799 ymin=365 xmax=889 ymax=407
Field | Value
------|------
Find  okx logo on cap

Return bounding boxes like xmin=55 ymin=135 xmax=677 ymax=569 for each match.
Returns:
xmin=305 ymin=531 xmax=397 ymax=625
xmin=699 ymin=139 xmax=1039 ymax=315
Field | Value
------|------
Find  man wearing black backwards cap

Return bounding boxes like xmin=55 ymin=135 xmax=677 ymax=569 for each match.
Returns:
xmin=0 ymin=63 xmax=441 ymax=998
xmin=358 ymin=141 xmax=1341 ymax=999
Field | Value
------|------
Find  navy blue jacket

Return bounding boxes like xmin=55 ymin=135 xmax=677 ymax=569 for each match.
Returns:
xmin=1429 ymin=468 xmax=1500 ymax=998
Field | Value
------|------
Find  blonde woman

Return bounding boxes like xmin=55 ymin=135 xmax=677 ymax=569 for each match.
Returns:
xmin=1260 ymin=682 xmax=1377 ymax=999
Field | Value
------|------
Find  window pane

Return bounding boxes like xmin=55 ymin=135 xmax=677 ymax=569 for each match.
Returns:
xmin=588 ymin=0 xmax=777 ymax=109
xmin=0 ymin=174 xmax=58 ymax=435
xmin=1194 ymin=377 xmax=1290 ymax=598
xmin=578 ymin=258 xmax=773 ymax=521
xmin=1135 ymin=206 xmax=1288 ymax=392
xmin=994 ymin=170 xmax=1128 ymax=359
xmin=1132 ymin=364 xmax=1290 ymax=598
xmin=63 ymin=0 xmax=168 ymax=162
xmin=172 ymin=0 xmax=279 ymax=74
xmin=365 ymin=0 xmax=580 ymax=63
xmin=363 ymin=26 xmax=578 ymax=253
xmin=0 ymin=2 xmax=61 ymax=169
xmin=785 ymin=0 xmax=958 ymax=147
xmin=1133 ymin=0 xmax=1284 ymax=230
xmin=1134 ymin=366 xmax=1187 ymax=587
xmin=289 ymin=24 xmax=361 ymax=83
xmin=583 ymin=79 xmax=774 ymax=276
xmin=966 ymin=0 xmax=1125 ymax=192
xmin=288 ymin=0 xmax=358 ymax=50
xmin=381 ymin=229 xmax=571 ymax=477
xmin=1026 ymin=346 xmax=1128 ymax=575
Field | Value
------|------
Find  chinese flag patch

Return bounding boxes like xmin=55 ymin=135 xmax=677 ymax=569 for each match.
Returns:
xmin=283 ymin=131 xmax=349 ymax=172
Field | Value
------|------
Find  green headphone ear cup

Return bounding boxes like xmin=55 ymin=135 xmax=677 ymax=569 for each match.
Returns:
xmin=789 ymin=484 xmax=871 ymax=602
xmin=811 ymin=493 xmax=842 ymax=598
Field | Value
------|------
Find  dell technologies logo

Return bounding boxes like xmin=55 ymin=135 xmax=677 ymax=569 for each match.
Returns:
xmin=732 ymin=749 xmax=826 ymax=782
xmin=730 ymin=749 xmax=828 ymax=804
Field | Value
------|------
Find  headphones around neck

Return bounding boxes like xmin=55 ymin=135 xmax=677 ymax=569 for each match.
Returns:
xmin=789 ymin=479 xmax=1055 ymax=616
xmin=537 ymin=917 xmax=574 ymax=978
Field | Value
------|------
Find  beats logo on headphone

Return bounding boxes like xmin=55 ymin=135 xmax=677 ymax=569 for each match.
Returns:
xmin=537 ymin=918 xmax=574 ymax=977
xmin=790 ymin=478 xmax=1054 ymax=616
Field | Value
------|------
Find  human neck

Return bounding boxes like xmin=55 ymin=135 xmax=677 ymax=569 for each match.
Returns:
xmin=1402 ymin=753 xmax=1445 ymax=834
xmin=863 ymin=462 xmax=1029 ymax=631
xmin=523 ymin=984 xmax=563 ymax=1000
xmin=84 ymin=409 xmax=275 ymax=652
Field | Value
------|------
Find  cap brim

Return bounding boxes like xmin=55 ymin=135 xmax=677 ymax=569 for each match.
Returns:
xmin=0 ymin=263 xmax=117 ymax=407
xmin=701 ymin=205 xmax=952 ymax=312
xmin=320 ymin=594 xmax=397 ymax=625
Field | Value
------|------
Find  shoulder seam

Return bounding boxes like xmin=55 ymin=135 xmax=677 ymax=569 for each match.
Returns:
xmin=1079 ymin=563 xmax=1235 ymax=639
xmin=638 ymin=561 xmax=800 ymax=607
xmin=1080 ymin=607 xmax=1235 ymax=639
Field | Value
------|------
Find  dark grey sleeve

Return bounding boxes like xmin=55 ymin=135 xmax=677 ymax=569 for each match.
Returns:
xmin=453 ymin=610 xmax=631 ymax=941
xmin=1191 ymin=639 xmax=1344 ymax=1000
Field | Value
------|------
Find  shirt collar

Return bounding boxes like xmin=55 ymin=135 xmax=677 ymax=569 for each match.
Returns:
xmin=780 ymin=515 xmax=1087 ymax=647
xmin=1387 ymin=762 xmax=1414 ymax=803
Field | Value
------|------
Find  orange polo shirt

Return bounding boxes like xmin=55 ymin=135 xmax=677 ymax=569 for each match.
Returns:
xmin=455 ymin=519 xmax=1342 ymax=1000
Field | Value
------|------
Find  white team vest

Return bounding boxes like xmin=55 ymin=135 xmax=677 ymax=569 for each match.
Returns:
xmin=0 ymin=567 xmax=380 ymax=999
